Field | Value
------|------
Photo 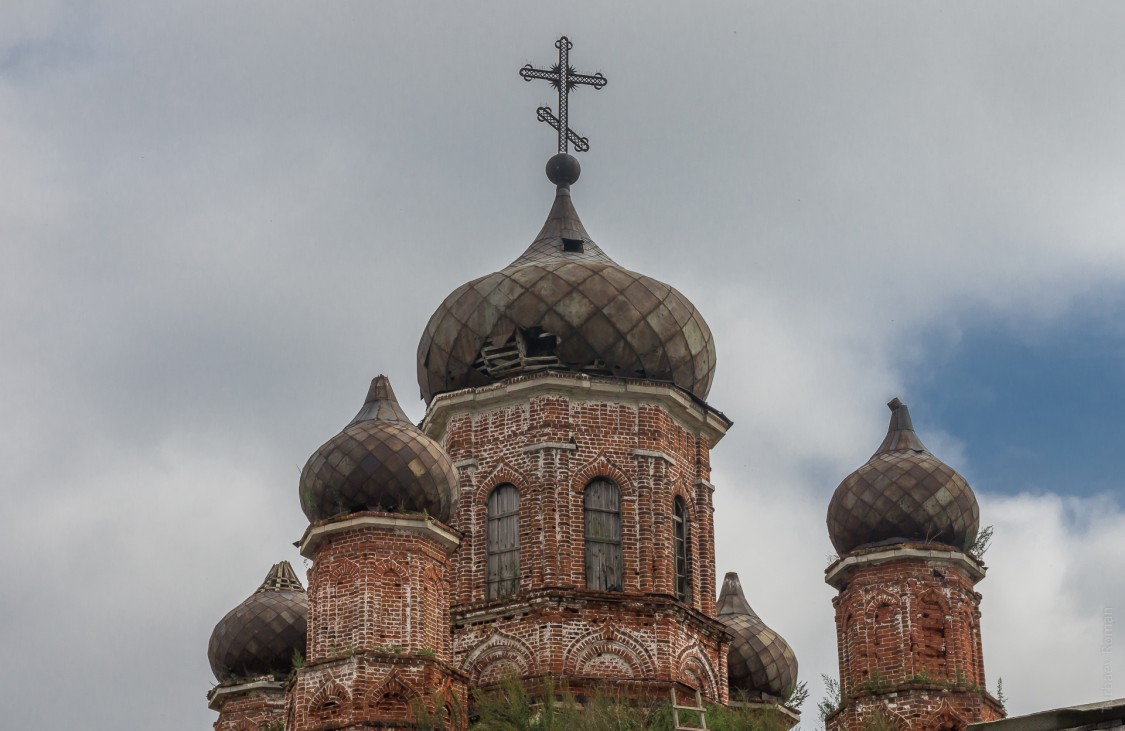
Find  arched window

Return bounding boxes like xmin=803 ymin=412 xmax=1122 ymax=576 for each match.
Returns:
xmin=486 ymin=484 xmax=520 ymax=599
xmin=673 ymin=496 xmax=690 ymax=602
xmin=584 ymin=478 xmax=622 ymax=591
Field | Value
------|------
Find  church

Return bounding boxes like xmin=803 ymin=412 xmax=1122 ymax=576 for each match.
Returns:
xmin=201 ymin=38 xmax=1110 ymax=731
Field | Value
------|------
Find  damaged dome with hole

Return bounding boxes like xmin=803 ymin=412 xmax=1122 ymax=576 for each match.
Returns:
xmin=417 ymin=156 xmax=716 ymax=404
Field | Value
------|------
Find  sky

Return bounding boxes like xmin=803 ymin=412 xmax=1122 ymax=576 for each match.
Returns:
xmin=2 ymin=2 xmax=1124 ymax=728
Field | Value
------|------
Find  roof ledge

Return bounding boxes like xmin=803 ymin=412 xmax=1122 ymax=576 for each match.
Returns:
xmin=206 ymin=679 xmax=284 ymax=710
xmin=298 ymin=512 xmax=460 ymax=558
xmin=968 ymin=697 xmax=1125 ymax=731
xmin=422 ymin=370 xmax=731 ymax=446
xmin=825 ymin=544 xmax=986 ymax=589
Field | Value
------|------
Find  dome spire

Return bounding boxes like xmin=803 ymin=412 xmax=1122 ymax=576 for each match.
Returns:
xmin=874 ymin=397 xmax=928 ymax=455
xmin=717 ymin=571 xmax=759 ymax=618
xmin=348 ymin=375 xmax=410 ymax=427
xmin=256 ymin=561 xmax=305 ymax=593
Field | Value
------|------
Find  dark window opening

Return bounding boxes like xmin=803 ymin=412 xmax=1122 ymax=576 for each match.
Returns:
xmin=584 ymin=479 xmax=623 ymax=591
xmin=487 ymin=484 xmax=520 ymax=599
xmin=673 ymin=497 xmax=690 ymax=603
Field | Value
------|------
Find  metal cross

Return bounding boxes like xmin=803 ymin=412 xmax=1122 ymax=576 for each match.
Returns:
xmin=520 ymin=36 xmax=607 ymax=153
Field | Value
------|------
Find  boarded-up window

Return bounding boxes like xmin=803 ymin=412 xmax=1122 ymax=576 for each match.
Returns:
xmin=584 ymin=479 xmax=623 ymax=591
xmin=674 ymin=497 xmax=690 ymax=602
xmin=487 ymin=484 xmax=520 ymax=599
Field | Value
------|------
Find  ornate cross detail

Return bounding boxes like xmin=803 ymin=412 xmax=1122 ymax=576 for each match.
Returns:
xmin=520 ymin=36 xmax=607 ymax=153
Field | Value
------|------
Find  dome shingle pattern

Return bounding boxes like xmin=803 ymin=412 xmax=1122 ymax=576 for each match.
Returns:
xmin=207 ymin=562 xmax=308 ymax=682
xmin=300 ymin=376 xmax=457 ymax=523
xmin=417 ymin=183 xmax=716 ymax=404
xmin=717 ymin=572 xmax=798 ymax=699
xmin=827 ymin=398 xmax=980 ymax=555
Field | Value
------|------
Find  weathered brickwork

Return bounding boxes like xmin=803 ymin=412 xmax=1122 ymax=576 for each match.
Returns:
xmin=294 ymin=514 xmax=469 ymax=730
xmin=422 ymin=372 xmax=732 ymax=704
xmin=452 ymin=591 xmax=728 ymax=701
xmin=209 ymin=683 xmax=288 ymax=731
xmin=304 ymin=522 xmax=452 ymax=660
xmin=290 ymin=654 xmax=467 ymax=730
xmin=825 ymin=545 xmax=1003 ymax=731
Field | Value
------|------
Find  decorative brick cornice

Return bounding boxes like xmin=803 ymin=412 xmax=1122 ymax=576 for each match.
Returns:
xmin=206 ymin=679 xmax=284 ymax=710
xmin=633 ymin=448 xmax=676 ymax=465
xmin=825 ymin=544 xmax=987 ymax=589
xmin=422 ymin=371 xmax=731 ymax=446
xmin=297 ymin=513 xmax=460 ymax=558
xmin=451 ymin=587 xmax=731 ymax=642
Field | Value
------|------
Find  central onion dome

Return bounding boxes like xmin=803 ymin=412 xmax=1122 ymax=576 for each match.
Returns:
xmin=717 ymin=572 xmax=799 ymax=699
xmin=827 ymin=398 xmax=980 ymax=555
xmin=299 ymin=376 xmax=457 ymax=523
xmin=417 ymin=154 xmax=716 ymax=404
xmin=208 ymin=561 xmax=308 ymax=681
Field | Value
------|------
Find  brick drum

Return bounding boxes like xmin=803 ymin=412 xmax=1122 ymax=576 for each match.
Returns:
xmin=209 ymin=683 xmax=288 ymax=731
xmin=825 ymin=544 xmax=1004 ymax=731
xmin=422 ymin=371 xmax=733 ymax=705
xmin=291 ymin=515 xmax=469 ymax=730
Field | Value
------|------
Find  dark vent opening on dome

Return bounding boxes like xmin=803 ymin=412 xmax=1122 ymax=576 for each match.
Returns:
xmin=563 ymin=237 xmax=584 ymax=252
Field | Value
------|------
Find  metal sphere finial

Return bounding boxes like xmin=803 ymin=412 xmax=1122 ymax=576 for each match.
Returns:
xmin=546 ymin=153 xmax=581 ymax=186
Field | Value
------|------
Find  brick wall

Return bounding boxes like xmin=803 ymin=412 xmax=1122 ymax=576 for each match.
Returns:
xmin=826 ymin=546 xmax=1004 ymax=731
xmin=292 ymin=515 xmax=468 ymax=730
xmin=451 ymin=590 xmax=728 ymax=701
xmin=425 ymin=374 xmax=731 ymax=704
xmin=290 ymin=654 xmax=467 ymax=730
xmin=210 ymin=683 xmax=287 ymax=731
xmin=304 ymin=524 xmax=451 ymax=660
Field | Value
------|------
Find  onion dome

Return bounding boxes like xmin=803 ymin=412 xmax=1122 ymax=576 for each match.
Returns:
xmin=299 ymin=375 xmax=457 ymax=523
xmin=207 ymin=561 xmax=308 ymax=681
xmin=827 ymin=398 xmax=980 ymax=555
xmin=417 ymin=154 xmax=716 ymax=404
xmin=717 ymin=572 xmax=799 ymax=699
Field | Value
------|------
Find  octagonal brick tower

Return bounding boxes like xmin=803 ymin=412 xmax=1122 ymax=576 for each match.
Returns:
xmin=419 ymin=156 xmax=733 ymax=703
xmin=824 ymin=399 xmax=1004 ymax=731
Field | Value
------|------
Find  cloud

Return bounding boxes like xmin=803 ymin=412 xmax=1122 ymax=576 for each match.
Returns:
xmin=982 ymin=492 xmax=1125 ymax=713
xmin=3 ymin=3 xmax=1125 ymax=729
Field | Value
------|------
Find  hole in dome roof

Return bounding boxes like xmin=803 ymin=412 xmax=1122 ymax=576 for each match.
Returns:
xmin=474 ymin=328 xmax=561 ymax=379
xmin=563 ymin=237 xmax=584 ymax=253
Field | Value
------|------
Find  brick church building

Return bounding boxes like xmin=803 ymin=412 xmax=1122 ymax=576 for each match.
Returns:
xmin=204 ymin=41 xmax=1008 ymax=731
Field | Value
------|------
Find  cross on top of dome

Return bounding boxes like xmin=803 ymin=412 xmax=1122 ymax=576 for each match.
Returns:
xmin=520 ymin=36 xmax=607 ymax=155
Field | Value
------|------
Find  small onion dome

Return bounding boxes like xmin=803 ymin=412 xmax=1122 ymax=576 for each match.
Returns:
xmin=207 ymin=561 xmax=308 ymax=682
xmin=827 ymin=398 xmax=980 ymax=555
xmin=717 ymin=572 xmax=799 ymax=699
xmin=416 ymin=163 xmax=716 ymax=404
xmin=299 ymin=375 xmax=457 ymax=523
